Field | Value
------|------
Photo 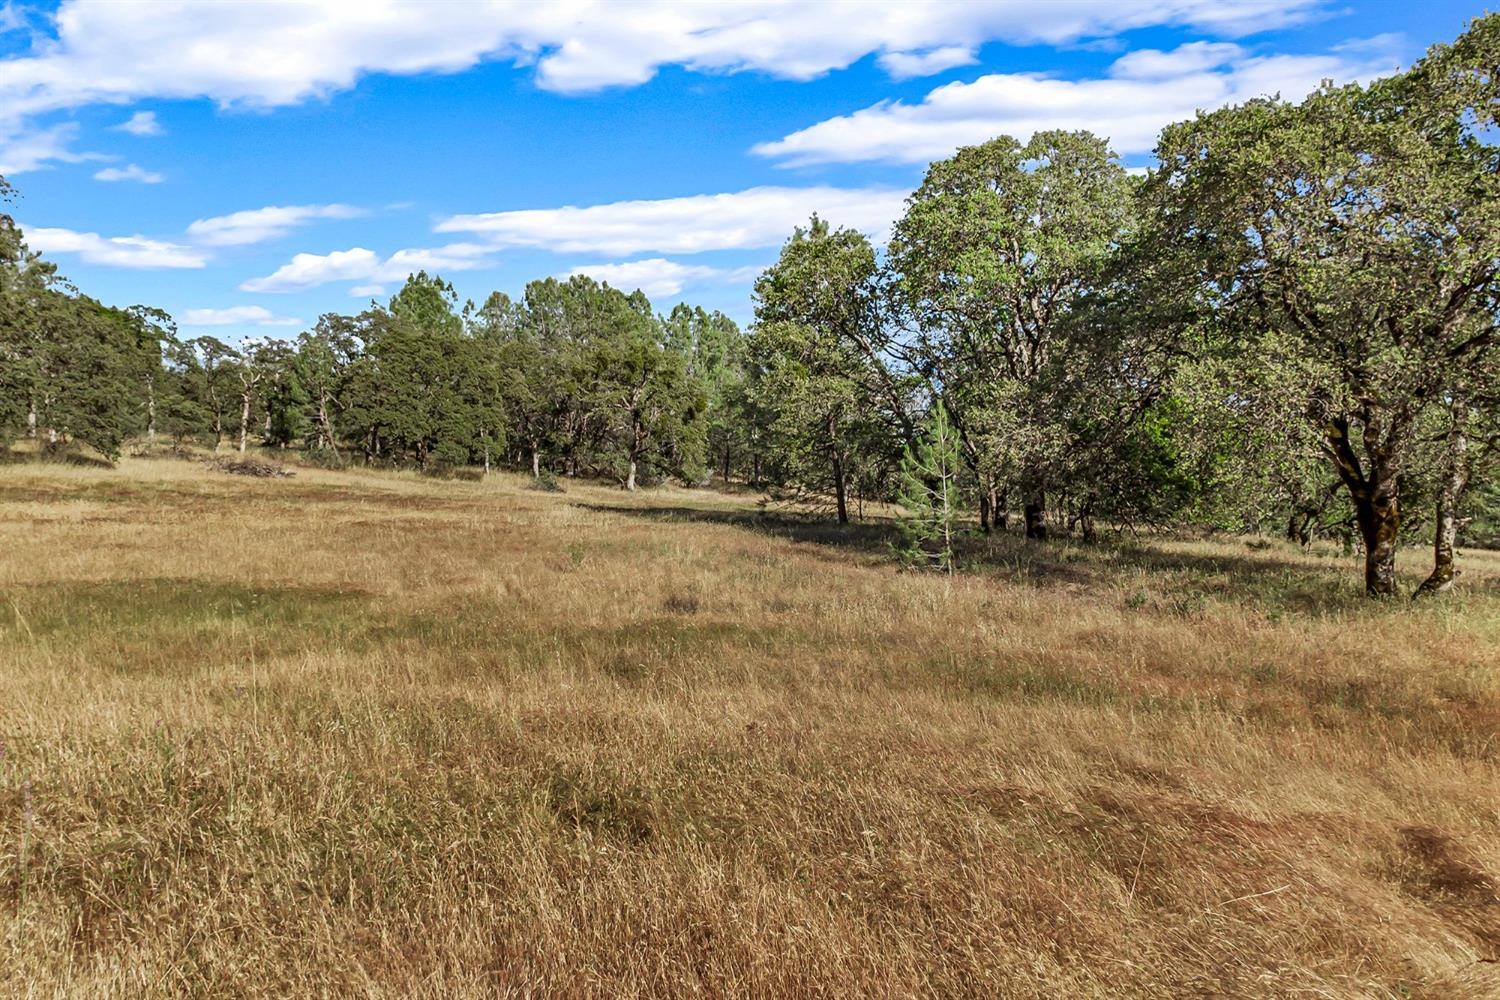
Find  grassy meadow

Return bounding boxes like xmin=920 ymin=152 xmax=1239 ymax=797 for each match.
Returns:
xmin=2 ymin=454 xmax=1499 ymax=998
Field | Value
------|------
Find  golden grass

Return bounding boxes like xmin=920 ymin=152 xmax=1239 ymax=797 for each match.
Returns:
xmin=2 ymin=455 xmax=1498 ymax=998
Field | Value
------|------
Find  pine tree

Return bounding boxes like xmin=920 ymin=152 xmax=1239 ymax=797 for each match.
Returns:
xmin=895 ymin=402 xmax=961 ymax=573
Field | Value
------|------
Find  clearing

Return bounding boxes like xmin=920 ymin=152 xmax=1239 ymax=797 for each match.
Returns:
xmin=2 ymin=457 xmax=1498 ymax=997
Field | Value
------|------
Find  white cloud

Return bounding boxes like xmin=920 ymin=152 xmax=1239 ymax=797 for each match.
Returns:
xmin=22 ymin=225 xmax=206 ymax=268
xmin=113 ymin=110 xmax=163 ymax=136
xmin=0 ymin=121 xmax=93 ymax=174
xmin=241 ymin=243 xmax=495 ymax=292
xmin=437 ymin=186 xmax=907 ymax=256
xmin=186 ymin=204 xmax=363 ymax=247
xmin=877 ymin=46 xmax=978 ymax=80
xmin=349 ymin=283 xmax=385 ymax=297
xmin=754 ymin=38 xmax=1404 ymax=166
xmin=0 ymin=2 xmax=25 ymax=33
xmin=93 ymin=163 xmax=163 ymax=183
xmin=180 ymin=305 xmax=301 ymax=327
xmin=566 ymin=258 xmax=762 ymax=298
xmin=1109 ymin=41 xmax=1245 ymax=79
xmin=0 ymin=1 xmax=1324 ymax=170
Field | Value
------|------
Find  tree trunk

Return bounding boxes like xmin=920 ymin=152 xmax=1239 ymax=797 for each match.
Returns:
xmin=1327 ymin=415 xmax=1403 ymax=599
xmin=483 ymin=441 xmax=490 ymax=474
xmin=238 ymin=393 xmax=251 ymax=453
xmin=1415 ymin=414 xmax=1468 ymax=598
xmin=146 ymin=375 xmax=156 ymax=443
xmin=979 ymin=490 xmax=991 ymax=534
xmin=531 ymin=443 xmax=540 ymax=479
xmin=723 ymin=447 xmax=731 ymax=485
xmin=1286 ymin=511 xmax=1312 ymax=546
xmin=26 ymin=400 xmax=36 ymax=439
xmin=626 ymin=457 xmax=638 ymax=492
xmin=317 ymin=395 xmax=340 ymax=458
xmin=832 ymin=452 xmax=848 ymax=524
xmin=1024 ymin=491 xmax=1047 ymax=541
xmin=1353 ymin=483 xmax=1400 ymax=598
xmin=1078 ymin=503 xmax=1097 ymax=543
xmin=994 ymin=490 xmax=1007 ymax=532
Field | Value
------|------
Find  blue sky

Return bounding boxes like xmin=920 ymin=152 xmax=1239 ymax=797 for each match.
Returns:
xmin=0 ymin=0 xmax=1484 ymax=339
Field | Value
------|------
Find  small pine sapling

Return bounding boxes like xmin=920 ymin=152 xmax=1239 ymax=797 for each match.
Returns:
xmin=895 ymin=401 xmax=961 ymax=573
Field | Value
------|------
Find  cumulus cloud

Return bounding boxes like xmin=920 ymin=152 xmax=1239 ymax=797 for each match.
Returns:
xmin=22 ymin=225 xmax=206 ymax=268
xmin=0 ymin=0 xmax=1325 ymax=170
xmin=179 ymin=305 xmax=301 ymax=327
xmin=93 ymin=163 xmax=163 ymax=183
xmin=437 ymin=186 xmax=907 ymax=256
xmin=1108 ymin=41 xmax=1246 ymax=79
xmin=186 ymin=204 xmax=364 ymax=247
xmin=754 ymin=37 xmax=1404 ymax=166
xmin=877 ymin=47 xmax=978 ymax=80
xmin=349 ymin=283 xmax=385 ymax=298
xmin=566 ymin=258 xmax=763 ymax=298
xmin=241 ymin=243 xmax=495 ymax=292
xmin=113 ymin=110 xmax=163 ymax=136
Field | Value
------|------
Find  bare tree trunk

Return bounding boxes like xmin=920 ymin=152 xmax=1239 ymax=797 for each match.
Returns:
xmin=531 ymin=442 xmax=540 ymax=479
xmin=146 ymin=375 xmax=156 ymax=444
xmin=483 ymin=440 xmax=491 ymax=474
xmin=317 ymin=395 xmax=340 ymax=458
xmin=26 ymin=400 xmax=36 ymax=439
xmin=625 ymin=415 xmax=645 ymax=491
xmin=238 ymin=393 xmax=251 ymax=453
xmin=1416 ymin=413 xmax=1468 ymax=598
xmin=979 ymin=489 xmax=991 ymax=534
xmin=723 ymin=447 xmax=731 ymax=485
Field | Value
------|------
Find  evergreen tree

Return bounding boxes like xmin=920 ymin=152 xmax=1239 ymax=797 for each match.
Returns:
xmin=894 ymin=402 xmax=962 ymax=573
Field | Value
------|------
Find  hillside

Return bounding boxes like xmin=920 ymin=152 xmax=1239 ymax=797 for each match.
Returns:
xmin=2 ymin=456 xmax=1498 ymax=998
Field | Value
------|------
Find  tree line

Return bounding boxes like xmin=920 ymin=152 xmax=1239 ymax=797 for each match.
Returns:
xmin=2 ymin=16 xmax=1497 ymax=598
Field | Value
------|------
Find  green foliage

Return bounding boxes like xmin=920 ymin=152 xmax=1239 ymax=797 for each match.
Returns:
xmin=750 ymin=217 xmax=901 ymax=521
xmin=894 ymin=402 xmax=961 ymax=572
xmin=1143 ymin=16 xmax=1500 ymax=592
xmin=889 ymin=129 xmax=1137 ymax=531
xmin=0 ymin=212 xmax=163 ymax=461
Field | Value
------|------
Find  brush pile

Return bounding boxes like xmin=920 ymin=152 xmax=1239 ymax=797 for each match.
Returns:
xmin=203 ymin=456 xmax=296 ymax=478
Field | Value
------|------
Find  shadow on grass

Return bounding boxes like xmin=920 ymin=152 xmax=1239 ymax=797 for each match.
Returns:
xmin=576 ymin=503 xmax=900 ymax=554
xmin=0 ymin=447 xmax=116 ymax=469
xmin=580 ymin=501 xmax=1402 ymax=614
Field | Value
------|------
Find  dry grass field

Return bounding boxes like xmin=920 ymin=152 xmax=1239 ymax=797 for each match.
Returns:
xmin=2 ymin=455 xmax=1498 ymax=998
